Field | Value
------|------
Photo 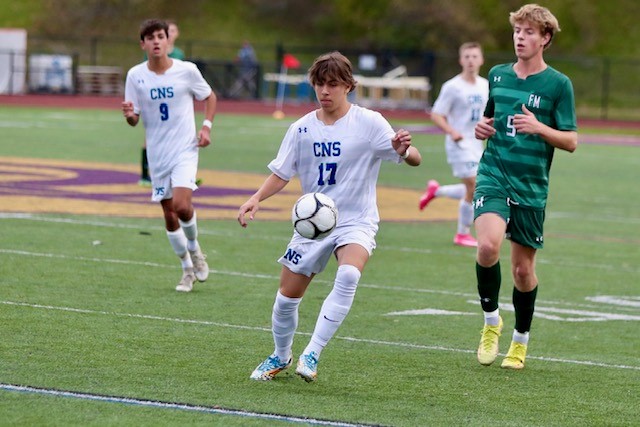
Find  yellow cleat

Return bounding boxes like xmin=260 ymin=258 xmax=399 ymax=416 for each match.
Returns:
xmin=501 ymin=341 xmax=527 ymax=370
xmin=477 ymin=316 xmax=503 ymax=366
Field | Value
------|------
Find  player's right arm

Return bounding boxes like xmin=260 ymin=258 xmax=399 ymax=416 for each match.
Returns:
xmin=474 ymin=117 xmax=495 ymax=140
xmin=237 ymin=173 xmax=289 ymax=227
xmin=431 ymin=112 xmax=463 ymax=142
xmin=121 ymin=101 xmax=139 ymax=127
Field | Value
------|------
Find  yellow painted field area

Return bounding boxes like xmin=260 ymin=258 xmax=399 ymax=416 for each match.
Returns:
xmin=0 ymin=157 xmax=457 ymax=222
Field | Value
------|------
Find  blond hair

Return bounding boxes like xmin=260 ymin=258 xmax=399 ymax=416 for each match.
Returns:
xmin=459 ymin=42 xmax=483 ymax=57
xmin=509 ymin=4 xmax=561 ymax=49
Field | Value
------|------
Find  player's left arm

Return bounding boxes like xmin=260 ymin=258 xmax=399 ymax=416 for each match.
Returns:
xmin=513 ymin=104 xmax=578 ymax=152
xmin=197 ymin=91 xmax=218 ymax=148
xmin=391 ymin=129 xmax=422 ymax=166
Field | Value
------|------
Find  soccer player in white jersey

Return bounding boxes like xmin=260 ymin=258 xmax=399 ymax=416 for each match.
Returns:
xmin=419 ymin=42 xmax=488 ymax=248
xmin=238 ymin=51 xmax=421 ymax=382
xmin=138 ymin=19 xmax=185 ymax=187
xmin=122 ymin=19 xmax=217 ymax=292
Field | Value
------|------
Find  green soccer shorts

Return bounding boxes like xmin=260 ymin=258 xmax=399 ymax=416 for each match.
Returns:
xmin=473 ymin=194 xmax=545 ymax=249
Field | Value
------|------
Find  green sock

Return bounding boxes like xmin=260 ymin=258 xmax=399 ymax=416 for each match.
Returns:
xmin=476 ymin=261 xmax=501 ymax=312
xmin=513 ymin=286 xmax=538 ymax=333
xmin=141 ymin=148 xmax=150 ymax=180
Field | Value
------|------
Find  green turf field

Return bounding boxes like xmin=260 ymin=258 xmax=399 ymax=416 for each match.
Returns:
xmin=0 ymin=105 xmax=639 ymax=426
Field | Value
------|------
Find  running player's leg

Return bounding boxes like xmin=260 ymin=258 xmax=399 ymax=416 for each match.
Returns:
xmin=297 ymin=235 xmax=371 ymax=382
xmin=453 ymin=164 xmax=478 ymax=247
xmin=162 ymin=198 xmax=196 ymax=292
xmin=474 ymin=196 xmax=508 ymax=365
xmin=502 ymin=208 xmax=543 ymax=369
xmin=250 ymin=267 xmax=312 ymax=380
xmin=172 ymin=158 xmax=209 ymax=282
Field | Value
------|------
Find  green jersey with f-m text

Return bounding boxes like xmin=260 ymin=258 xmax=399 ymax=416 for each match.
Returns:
xmin=477 ymin=63 xmax=577 ymax=209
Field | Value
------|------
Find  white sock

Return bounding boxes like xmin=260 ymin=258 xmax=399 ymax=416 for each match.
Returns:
xmin=179 ymin=212 xmax=200 ymax=252
xmin=166 ymin=229 xmax=193 ymax=269
xmin=483 ymin=309 xmax=500 ymax=326
xmin=457 ymin=199 xmax=474 ymax=235
xmin=272 ymin=291 xmax=302 ymax=361
xmin=436 ymin=183 xmax=466 ymax=200
xmin=303 ymin=265 xmax=361 ymax=358
xmin=512 ymin=330 xmax=529 ymax=345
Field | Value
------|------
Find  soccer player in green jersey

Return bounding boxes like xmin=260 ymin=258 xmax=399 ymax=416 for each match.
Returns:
xmin=473 ymin=4 xmax=578 ymax=370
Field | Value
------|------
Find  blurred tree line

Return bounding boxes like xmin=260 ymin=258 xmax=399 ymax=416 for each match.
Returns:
xmin=4 ymin=0 xmax=638 ymax=58
xmin=3 ymin=0 xmax=637 ymax=119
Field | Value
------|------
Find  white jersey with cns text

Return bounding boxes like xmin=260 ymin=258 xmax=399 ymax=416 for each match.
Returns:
xmin=268 ymin=104 xmax=402 ymax=233
xmin=124 ymin=59 xmax=212 ymax=179
xmin=431 ymin=74 xmax=488 ymax=163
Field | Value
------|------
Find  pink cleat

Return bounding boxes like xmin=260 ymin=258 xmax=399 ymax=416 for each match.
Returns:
xmin=454 ymin=233 xmax=478 ymax=247
xmin=419 ymin=180 xmax=440 ymax=210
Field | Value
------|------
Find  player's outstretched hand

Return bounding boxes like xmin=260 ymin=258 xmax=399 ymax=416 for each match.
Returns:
xmin=237 ymin=198 xmax=259 ymax=228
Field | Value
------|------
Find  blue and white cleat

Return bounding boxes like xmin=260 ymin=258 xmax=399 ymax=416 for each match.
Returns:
xmin=295 ymin=351 xmax=319 ymax=382
xmin=249 ymin=353 xmax=292 ymax=381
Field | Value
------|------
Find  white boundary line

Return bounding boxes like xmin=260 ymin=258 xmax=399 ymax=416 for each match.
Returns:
xmin=2 ymin=213 xmax=639 ymax=274
xmin=1 ymin=247 xmax=638 ymax=313
xmin=0 ymin=384 xmax=374 ymax=427
xmin=2 ymin=300 xmax=639 ymax=371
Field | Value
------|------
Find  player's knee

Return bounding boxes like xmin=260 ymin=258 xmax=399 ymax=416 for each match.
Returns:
xmin=334 ymin=264 xmax=361 ymax=297
xmin=163 ymin=212 xmax=180 ymax=231
xmin=512 ymin=263 xmax=534 ymax=283
xmin=173 ymin=203 xmax=192 ymax=221
xmin=273 ymin=291 xmax=301 ymax=315
xmin=477 ymin=241 xmax=500 ymax=266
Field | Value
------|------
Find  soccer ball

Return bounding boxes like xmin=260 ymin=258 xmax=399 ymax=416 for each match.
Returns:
xmin=291 ymin=193 xmax=338 ymax=240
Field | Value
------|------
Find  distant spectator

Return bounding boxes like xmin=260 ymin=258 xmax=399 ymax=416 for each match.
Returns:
xmin=230 ymin=40 xmax=259 ymax=97
xmin=237 ymin=40 xmax=257 ymax=72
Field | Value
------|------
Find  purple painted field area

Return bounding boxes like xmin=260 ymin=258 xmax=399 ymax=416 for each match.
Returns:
xmin=0 ymin=160 xmax=267 ymax=214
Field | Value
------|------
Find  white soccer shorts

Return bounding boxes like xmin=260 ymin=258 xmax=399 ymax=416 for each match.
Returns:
xmin=150 ymin=155 xmax=199 ymax=202
xmin=278 ymin=225 xmax=376 ymax=277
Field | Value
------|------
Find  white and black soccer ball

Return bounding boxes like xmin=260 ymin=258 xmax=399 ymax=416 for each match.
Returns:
xmin=291 ymin=192 xmax=338 ymax=240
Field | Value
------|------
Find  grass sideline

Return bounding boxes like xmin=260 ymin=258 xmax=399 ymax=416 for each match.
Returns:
xmin=0 ymin=105 xmax=639 ymax=426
